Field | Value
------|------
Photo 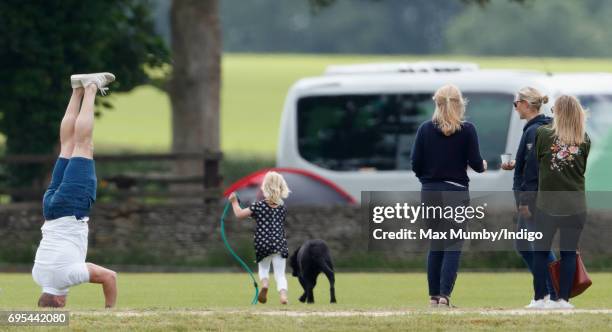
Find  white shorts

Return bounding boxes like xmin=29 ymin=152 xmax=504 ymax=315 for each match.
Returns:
xmin=32 ymin=216 xmax=90 ymax=295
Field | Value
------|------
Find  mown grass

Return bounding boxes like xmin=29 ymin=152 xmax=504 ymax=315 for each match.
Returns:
xmin=2 ymin=272 xmax=612 ymax=331
xmin=1 ymin=272 xmax=611 ymax=310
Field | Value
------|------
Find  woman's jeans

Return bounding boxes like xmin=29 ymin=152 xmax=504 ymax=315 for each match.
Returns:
xmin=532 ymin=209 xmax=585 ymax=301
xmin=515 ymin=210 xmax=557 ymax=300
xmin=422 ymin=181 xmax=468 ymax=297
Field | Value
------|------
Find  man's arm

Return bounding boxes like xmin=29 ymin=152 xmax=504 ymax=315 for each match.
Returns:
xmin=87 ymin=263 xmax=117 ymax=308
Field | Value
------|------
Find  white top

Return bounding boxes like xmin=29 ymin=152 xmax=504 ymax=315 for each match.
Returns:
xmin=32 ymin=216 xmax=90 ymax=295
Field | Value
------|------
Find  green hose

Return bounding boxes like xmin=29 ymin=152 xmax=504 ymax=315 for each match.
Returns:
xmin=220 ymin=195 xmax=259 ymax=305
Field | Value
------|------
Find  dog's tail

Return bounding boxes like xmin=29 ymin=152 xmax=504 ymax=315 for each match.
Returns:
xmin=320 ymin=257 xmax=334 ymax=275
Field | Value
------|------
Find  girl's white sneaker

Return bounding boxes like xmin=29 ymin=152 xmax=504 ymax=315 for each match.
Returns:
xmin=70 ymin=72 xmax=115 ymax=95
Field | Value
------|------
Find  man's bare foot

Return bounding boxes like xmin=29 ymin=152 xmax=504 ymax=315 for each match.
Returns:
xmin=280 ymin=289 xmax=288 ymax=305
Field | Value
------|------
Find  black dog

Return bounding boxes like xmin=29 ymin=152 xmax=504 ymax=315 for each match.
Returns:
xmin=289 ymin=239 xmax=336 ymax=303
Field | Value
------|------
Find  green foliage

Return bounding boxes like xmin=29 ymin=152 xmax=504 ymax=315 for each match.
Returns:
xmin=461 ymin=0 xmax=527 ymax=6
xmin=216 ymin=0 xmax=610 ymax=57
xmin=447 ymin=0 xmax=611 ymax=57
xmin=0 ymin=0 xmax=168 ymax=189
xmin=221 ymin=0 xmax=463 ymax=54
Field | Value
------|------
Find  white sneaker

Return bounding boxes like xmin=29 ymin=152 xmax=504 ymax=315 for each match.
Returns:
xmin=70 ymin=72 xmax=115 ymax=95
xmin=524 ymin=294 xmax=551 ymax=309
xmin=525 ymin=299 xmax=548 ymax=309
xmin=553 ymin=299 xmax=575 ymax=309
xmin=524 ymin=299 xmax=537 ymax=309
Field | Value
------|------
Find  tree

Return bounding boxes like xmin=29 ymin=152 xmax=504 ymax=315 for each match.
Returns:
xmin=0 ymin=0 xmax=168 ymax=193
xmin=168 ymin=0 xmax=221 ymax=178
xmin=446 ymin=0 xmax=608 ymax=57
xmin=167 ymin=0 xmax=528 ymax=182
xmin=309 ymin=0 xmax=526 ymax=9
xmin=221 ymin=0 xmax=463 ymax=55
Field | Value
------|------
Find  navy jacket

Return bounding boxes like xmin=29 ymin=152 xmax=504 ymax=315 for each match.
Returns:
xmin=513 ymin=114 xmax=552 ymax=205
xmin=411 ymin=120 xmax=485 ymax=187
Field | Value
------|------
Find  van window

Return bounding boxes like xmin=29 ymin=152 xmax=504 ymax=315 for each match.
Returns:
xmin=297 ymin=93 xmax=513 ymax=171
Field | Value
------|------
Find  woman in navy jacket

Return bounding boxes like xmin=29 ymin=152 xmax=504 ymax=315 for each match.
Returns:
xmin=501 ymin=87 xmax=557 ymax=307
xmin=411 ymin=84 xmax=486 ymax=307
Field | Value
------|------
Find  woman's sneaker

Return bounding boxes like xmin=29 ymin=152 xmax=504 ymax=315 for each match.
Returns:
xmin=525 ymin=299 xmax=548 ymax=309
xmin=70 ymin=73 xmax=115 ymax=95
xmin=525 ymin=295 xmax=550 ymax=309
xmin=546 ymin=299 xmax=574 ymax=309
xmin=525 ymin=299 xmax=537 ymax=309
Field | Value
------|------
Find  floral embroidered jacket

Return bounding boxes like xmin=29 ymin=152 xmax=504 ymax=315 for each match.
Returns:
xmin=535 ymin=124 xmax=590 ymax=215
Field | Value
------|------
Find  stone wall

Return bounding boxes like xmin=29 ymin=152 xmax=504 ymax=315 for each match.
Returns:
xmin=2 ymin=202 xmax=610 ymax=270
xmin=0 ymin=202 xmax=368 ymax=268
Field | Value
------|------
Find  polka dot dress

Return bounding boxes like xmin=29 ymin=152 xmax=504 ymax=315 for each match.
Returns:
xmin=249 ymin=200 xmax=289 ymax=263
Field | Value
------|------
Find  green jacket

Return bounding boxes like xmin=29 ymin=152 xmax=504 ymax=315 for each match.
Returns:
xmin=535 ymin=124 xmax=590 ymax=215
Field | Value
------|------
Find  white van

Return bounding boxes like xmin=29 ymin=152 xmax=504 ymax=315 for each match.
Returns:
xmin=276 ymin=62 xmax=604 ymax=201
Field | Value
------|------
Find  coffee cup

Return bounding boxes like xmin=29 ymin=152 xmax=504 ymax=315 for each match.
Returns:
xmin=500 ymin=153 xmax=512 ymax=165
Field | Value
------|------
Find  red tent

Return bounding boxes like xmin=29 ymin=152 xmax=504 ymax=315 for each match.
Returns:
xmin=223 ymin=168 xmax=356 ymax=206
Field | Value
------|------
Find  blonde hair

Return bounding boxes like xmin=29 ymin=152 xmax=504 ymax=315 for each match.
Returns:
xmin=261 ymin=171 xmax=290 ymax=205
xmin=517 ymin=87 xmax=549 ymax=112
xmin=552 ymin=95 xmax=587 ymax=145
xmin=432 ymin=84 xmax=466 ymax=136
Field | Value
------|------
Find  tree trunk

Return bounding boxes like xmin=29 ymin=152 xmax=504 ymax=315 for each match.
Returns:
xmin=169 ymin=0 xmax=221 ymax=179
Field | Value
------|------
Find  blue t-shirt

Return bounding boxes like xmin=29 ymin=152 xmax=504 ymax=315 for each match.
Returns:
xmin=410 ymin=120 xmax=485 ymax=187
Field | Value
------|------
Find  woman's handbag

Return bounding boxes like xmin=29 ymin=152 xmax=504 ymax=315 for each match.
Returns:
xmin=548 ymin=252 xmax=592 ymax=298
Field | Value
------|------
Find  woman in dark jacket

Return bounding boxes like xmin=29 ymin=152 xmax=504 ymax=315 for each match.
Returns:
xmin=501 ymin=87 xmax=558 ymax=306
xmin=411 ymin=84 xmax=486 ymax=307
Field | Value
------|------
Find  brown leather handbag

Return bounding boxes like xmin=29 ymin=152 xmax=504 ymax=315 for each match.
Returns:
xmin=548 ymin=252 xmax=592 ymax=298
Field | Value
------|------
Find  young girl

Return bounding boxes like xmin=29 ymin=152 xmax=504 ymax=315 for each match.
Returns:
xmin=229 ymin=171 xmax=291 ymax=305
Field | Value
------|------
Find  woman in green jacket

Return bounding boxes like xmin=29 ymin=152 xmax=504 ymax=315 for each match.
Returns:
xmin=531 ymin=95 xmax=590 ymax=309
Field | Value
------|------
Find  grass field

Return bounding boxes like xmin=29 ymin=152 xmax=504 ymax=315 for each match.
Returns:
xmin=1 ymin=272 xmax=612 ymax=330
